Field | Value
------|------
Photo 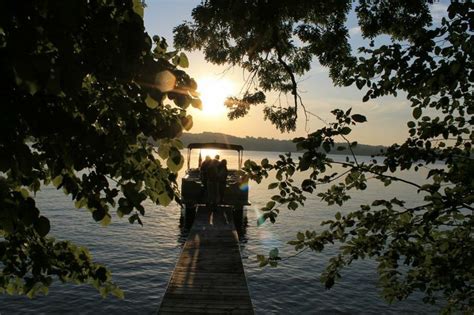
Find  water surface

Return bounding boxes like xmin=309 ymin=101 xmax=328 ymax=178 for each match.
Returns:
xmin=0 ymin=151 xmax=440 ymax=314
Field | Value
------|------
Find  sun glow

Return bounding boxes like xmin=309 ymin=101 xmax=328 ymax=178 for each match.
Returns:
xmin=200 ymin=149 xmax=220 ymax=158
xmin=197 ymin=77 xmax=236 ymax=116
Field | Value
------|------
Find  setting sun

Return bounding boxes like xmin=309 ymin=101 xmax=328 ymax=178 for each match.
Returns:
xmin=197 ymin=77 xmax=236 ymax=116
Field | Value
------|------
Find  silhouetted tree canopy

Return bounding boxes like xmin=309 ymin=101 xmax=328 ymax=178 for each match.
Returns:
xmin=0 ymin=0 xmax=198 ymax=297
xmin=1 ymin=0 xmax=472 ymax=312
xmin=175 ymin=1 xmax=473 ymax=312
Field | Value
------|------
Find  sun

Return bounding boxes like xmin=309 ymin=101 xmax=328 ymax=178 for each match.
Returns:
xmin=197 ymin=77 xmax=236 ymax=116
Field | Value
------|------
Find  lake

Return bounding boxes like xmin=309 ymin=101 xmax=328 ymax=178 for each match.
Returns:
xmin=0 ymin=151 xmax=440 ymax=314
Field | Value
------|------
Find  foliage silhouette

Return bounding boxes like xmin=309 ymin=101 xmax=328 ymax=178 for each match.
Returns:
xmin=0 ymin=0 xmax=198 ymax=298
xmin=174 ymin=1 xmax=473 ymax=312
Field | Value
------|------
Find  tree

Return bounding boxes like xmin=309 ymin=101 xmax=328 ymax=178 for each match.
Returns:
xmin=174 ymin=0 xmax=473 ymax=312
xmin=0 ymin=0 xmax=199 ymax=297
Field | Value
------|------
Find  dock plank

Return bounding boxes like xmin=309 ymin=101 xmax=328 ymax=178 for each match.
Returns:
xmin=158 ymin=206 xmax=254 ymax=314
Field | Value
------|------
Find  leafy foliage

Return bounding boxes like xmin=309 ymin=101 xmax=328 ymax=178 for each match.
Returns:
xmin=225 ymin=91 xmax=266 ymax=120
xmin=0 ymin=0 xmax=197 ymax=297
xmin=175 ymin=1 xmax=473 ymax=312
xmin=174 ymin=0 xmax=353 ymax=132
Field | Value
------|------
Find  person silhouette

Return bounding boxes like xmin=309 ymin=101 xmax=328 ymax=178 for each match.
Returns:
xmin=217 ymin=159 xmax=228 ymax=204
xmin=200 ymin=155 xmax=212 ymax=200
xmin=206 ymin=156 xmax=220 ymax=210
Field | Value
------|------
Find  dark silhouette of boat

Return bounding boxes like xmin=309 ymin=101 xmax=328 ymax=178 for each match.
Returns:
xmin=181 ymin=142 xmax=250 ymax=215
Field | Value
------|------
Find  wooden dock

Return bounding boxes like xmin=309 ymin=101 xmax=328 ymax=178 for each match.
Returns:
xmin=158 ymin=206 xmax=254 ymax=314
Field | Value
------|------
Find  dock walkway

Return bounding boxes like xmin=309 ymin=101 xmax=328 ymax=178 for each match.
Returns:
xmin=158 ymin=206 xmax=254 ymax=314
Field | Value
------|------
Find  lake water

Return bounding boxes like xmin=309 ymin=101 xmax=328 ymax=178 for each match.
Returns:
xmin=0 ymin=151 xmax=440 ymax=314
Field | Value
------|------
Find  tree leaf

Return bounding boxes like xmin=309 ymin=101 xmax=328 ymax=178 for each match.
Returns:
xmin=157 ymin=191 xmax=172 ymax=206
xmin=351 ymin=114 xmax=367 ymax=123
xmin=266 ymin=201 xmax=276 ymax=209
xmin=268 ymin=182 xmax=278 ymax=189
xmin=158 ymin=143 xmax=170 ymax=159
xmin=178 ymin=52 xmax=189 ymax=68
xmin=269 ymin=248 xmax=279 ymax=259
xmin=132 ymin=0 xmax=144 ymax=17
xmin=340 ymin=127 xmax=351 ymax=135
xmin=52 ymin=175 xmax=63 ymax=188
xmin=413 ymin=107 xmax=422 ymax=119
xmin=100 ymin=214 xmax=111 ymax=227
xmin=145 ymin=94 xmax=158 ymax=109
xmin=181 ymin=115 xmax=193 ymax=131
xmin=34 ymin=216 xmax=50 ymax=237
xmin=297 ymin=232 xmax=305 ymax=241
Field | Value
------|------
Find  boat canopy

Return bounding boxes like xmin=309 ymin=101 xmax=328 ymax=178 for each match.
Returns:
xmin=187 ymin=142 xmax=244 ymax=151
xmin=186 ymin=142 xmax=244 ymax=170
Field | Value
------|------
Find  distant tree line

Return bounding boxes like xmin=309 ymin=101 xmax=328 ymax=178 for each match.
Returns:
xmin=180 ymin=132 xmax=386 ymax=156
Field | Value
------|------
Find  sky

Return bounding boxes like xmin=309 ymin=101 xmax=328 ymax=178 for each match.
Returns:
xmin=143 ymin=0 xmax=450 ymax=146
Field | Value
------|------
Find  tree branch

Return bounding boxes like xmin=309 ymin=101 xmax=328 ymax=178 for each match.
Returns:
xmin=276 ymin=51 xmax=298 ymax=119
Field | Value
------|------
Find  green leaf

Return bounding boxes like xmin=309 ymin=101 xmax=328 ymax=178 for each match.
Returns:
xmin=400 ymin=212 xmax=412 ymax=224
xmin=288 ymin=201 xmax=298 ymax=210
xmin=269 ymin=248 xmax=279 ymax=259
xmin=100 ymin=214 xmax=111 ymax=227
xmin=266 ymin=201 xmax=276 ymax=209
xmin=132 ymin=0 xmax=144 ymax=17
xmin=172 ymin=55 xmax=180 ymax=66
xmin=181 ymin=115 xmax=193 ymax=131
xmin=322 ymin=142 xmax=331 ymax=153
xmin=52 ymin=175 xmax=63 ymax=188
xmin=170 ymin=138 xmax=184 ymax=150
xmin=166 ymin=151 xmax=184 ymax=172
xmin=259 ymin=259 xmax=268 ymax=267
xmin=92 ymin=208 xmax=106 ymax=221
xmin=340 ymin=127 xmax=351 ymax=135
xmin=268 ymin=182 xmax=278 ymax=189
xmin=34 ymin=216 xmax=50 ymax=237
xmin=413 ymin=107 xmax=422 ymax=119
xmin=157 ymin=191 xmax=172 ymax=206
xmin=351 ymin=114 xmax=367 ymax=123
xmin=75 ymin=198 xmax=87 ymax=209
xmin=297 ymin=232 xmax=305 ymax=241
xmin=299 ymin=156 xmax=311 ymax=171
xmin=6 ymin=282 xmax=16 ymax=295
xmin=158 ymin=143 xmax=170 ymax=159
xmin=112 ymin=287 xmax=124 ymax=299
xmin=19 ymin=188 xmax=30 ymax=198
xmin=145 ymin=94 xmax=159 ymax=109
xmin=129 ymin=213 xmax=143 ymax=226
xmin=178 ymin=52 xmax=189 ymax=68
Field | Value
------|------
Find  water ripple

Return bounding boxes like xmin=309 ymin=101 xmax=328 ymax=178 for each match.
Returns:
xmin=1 ymin=153 xmax=441 ymax=314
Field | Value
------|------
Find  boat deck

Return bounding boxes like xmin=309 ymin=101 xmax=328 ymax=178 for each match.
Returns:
xmin=158 ymin=206 xmax=254 ymax=314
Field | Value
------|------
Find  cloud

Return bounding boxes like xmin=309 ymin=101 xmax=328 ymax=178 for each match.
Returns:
xmin=349 ymin=26 xmax=361 ymax=36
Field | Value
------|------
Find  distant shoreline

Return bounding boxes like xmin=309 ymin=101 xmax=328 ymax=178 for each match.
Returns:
xmin=180 ymin=132 xmax=386 ymax=156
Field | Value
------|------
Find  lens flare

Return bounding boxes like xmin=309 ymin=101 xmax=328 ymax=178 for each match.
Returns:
xmin=239 ymin=182 xmax=249 ymax=191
